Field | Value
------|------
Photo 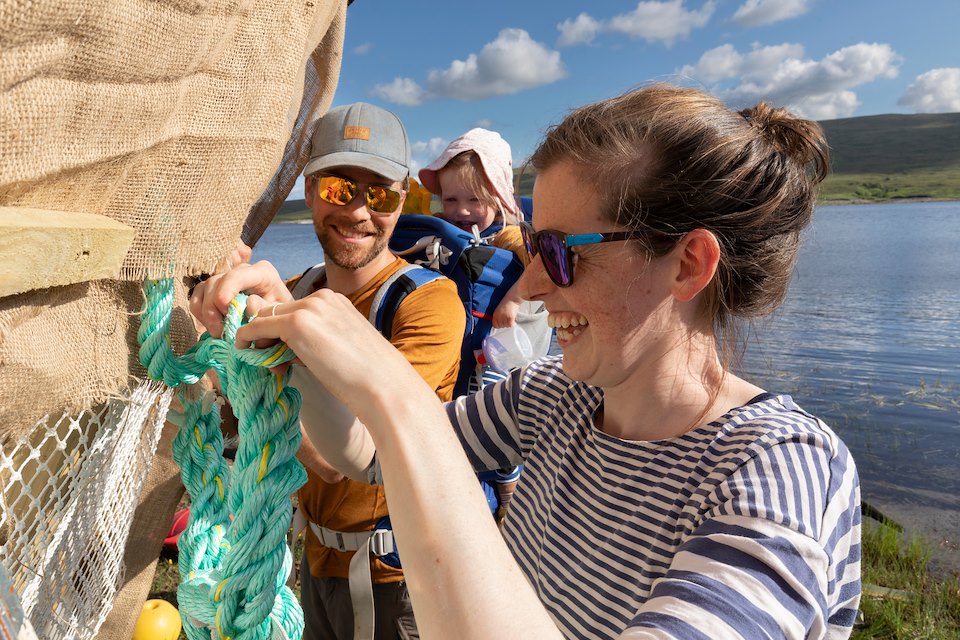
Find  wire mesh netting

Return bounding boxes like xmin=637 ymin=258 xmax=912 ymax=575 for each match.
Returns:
xmin=0 ymin=382 xmax=172 ymax=639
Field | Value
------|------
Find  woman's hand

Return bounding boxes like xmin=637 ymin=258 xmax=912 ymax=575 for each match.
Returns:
xmin=236 ymin=290 xmax=417 ymax=408
xmin=189 ymin=260 xmax=292 ymax=338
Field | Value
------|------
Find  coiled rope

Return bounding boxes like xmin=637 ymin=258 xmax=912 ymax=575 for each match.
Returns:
xmin=138 ymin=277 xmax=306 ymax=640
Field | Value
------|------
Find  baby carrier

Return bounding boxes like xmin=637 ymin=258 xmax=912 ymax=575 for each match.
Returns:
xmin=387 ymin=213 xmax=525 ymax=396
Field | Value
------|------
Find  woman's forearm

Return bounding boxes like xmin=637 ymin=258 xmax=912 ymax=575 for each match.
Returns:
xmin=234 ymin=296 xmax=562 ymax=637
xmin=360 ymin=368 xmax=563 ymax=639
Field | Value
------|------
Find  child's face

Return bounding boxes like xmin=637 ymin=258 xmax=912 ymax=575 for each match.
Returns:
xmin=437 ymin=169 xmax=499 ymax=232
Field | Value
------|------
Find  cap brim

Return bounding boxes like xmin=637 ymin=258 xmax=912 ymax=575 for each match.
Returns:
xmin=304 ymin=151 xmax=409 ymax=183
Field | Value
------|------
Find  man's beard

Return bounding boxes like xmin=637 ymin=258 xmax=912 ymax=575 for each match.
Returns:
xmin=314 ymin=219 xmax=389 ymax=270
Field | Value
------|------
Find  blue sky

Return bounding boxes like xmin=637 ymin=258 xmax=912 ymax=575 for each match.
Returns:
xmin=289 ymin=0 xmax=960 ymax=199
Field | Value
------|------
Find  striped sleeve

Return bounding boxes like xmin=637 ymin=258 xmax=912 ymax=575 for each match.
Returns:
xmin=445 ymin=365 xmax=527 ymax=472
xmin=627 ymin=426 xmax=861 ymax=639
xmin=444 ymin=356 xmax=571 ymax=472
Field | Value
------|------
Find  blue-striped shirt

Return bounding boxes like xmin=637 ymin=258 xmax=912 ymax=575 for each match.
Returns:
xmin=446 ymin=356 xmax=861 ymax=639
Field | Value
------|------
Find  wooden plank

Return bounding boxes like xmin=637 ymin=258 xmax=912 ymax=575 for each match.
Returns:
xmin=862 ymin=582 xmax=914 ymax=602
xmin=0 ymin=207 xmax=135 ymax=297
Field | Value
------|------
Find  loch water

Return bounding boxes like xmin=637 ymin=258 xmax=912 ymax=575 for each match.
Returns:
xmin=737 ymin=202 xmax=960 ymax=562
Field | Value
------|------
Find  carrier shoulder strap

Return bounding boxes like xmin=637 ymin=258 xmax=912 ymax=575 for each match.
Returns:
xmin=369 ymin=263 xmax=444 ymax=340
xmin=289 ymin=263 xmax=326 ymax=299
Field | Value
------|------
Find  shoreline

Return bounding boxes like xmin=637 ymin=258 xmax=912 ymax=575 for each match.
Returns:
xmin=273 ymin=217 xmax=313 ymax=224
xmin=863 ymin=484 xmax=960 ymax=579
xmin=819 ymin=196 xmax=960 ymax=206
xmin=271 ymin=196 xmax=960 ymax=224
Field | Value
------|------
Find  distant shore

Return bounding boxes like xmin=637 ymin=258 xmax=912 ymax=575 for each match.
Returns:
xmin=270 ymin=196 xmax=959 ymax=225
xmin=820 ymin=196 xmax=960 ymax=206
xmin=273 ymin=217 xmax=313 ymax=224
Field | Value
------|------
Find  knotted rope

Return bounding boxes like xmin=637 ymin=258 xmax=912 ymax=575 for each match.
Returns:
xmin=139 ymin=278 xmax=306 ymax=640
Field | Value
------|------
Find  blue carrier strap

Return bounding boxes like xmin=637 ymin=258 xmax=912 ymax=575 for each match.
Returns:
xmin=369 ymin=263 xmax=445 ymax=339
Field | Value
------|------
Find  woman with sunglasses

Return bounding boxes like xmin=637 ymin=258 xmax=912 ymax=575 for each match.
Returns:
xmin=237 ymin=83 xmax=861 ymax=639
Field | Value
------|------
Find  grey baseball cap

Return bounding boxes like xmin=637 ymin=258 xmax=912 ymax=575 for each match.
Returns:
xmin=303 ymin=102 xmax=411 ymax=182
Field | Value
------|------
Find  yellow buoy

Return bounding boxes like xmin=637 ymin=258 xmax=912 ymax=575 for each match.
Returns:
xmin=132 ymin=599 xmax=182 ymax=640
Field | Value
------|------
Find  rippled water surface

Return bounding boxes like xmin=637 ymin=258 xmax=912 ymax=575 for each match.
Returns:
xmin=735 ymin=202 xmax=960 ymax=505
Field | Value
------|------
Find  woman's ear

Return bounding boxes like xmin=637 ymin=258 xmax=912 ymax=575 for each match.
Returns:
xmin=671 ymin=228 xmax=720 ymax=302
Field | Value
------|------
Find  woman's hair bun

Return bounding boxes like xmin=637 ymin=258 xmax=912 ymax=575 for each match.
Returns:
xmin=739 ymin=102 xmax=829 ymax=183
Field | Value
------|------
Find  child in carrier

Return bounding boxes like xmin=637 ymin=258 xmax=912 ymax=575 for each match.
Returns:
xmin=418 ymin=128 xmax=550 ymax=522
xmin=418 ymin=128 xmax=532 ymax=330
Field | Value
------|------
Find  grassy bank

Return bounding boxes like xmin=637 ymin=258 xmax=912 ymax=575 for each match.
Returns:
xmin=818 ymin=167 xmax=960 ymax=203
xmin=855 ymin=516 xmax=960 ymax=638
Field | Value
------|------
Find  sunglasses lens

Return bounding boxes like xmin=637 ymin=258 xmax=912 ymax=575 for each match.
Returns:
xmin=365 ymin=186 xmax=401 ymax=213
xmin=316 ymin=176 xmax=400 ymax=214
xmin=539 ymin=231 xmax=572 ymax=287
xmin=317 ymin=176 xmax=357 ymax=206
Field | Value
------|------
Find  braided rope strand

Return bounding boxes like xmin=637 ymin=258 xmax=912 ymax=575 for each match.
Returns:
xmin=139 ymin=278 xmax=305 ymax=640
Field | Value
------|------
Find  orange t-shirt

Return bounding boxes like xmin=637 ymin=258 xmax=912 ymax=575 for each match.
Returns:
xmin=291 ymin=256 xmax=464 ymax=582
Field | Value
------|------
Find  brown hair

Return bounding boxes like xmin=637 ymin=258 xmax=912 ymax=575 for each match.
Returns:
xmin=530 ymin=83 xmax=829 ymax=341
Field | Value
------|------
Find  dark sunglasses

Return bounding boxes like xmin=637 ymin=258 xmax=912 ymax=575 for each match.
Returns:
xmin=520 ymin=221 xmax=635 ymax=288
xmin=313 ymin=173 xmax=402 ymax=214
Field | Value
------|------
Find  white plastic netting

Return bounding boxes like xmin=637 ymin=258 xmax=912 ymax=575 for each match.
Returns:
xmin=0 ymin=381 xmax=172 ymax=640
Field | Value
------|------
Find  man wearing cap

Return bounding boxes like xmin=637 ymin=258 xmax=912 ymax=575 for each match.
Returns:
xmin=193 ymin=102 xmax=464 ymax=639
xmin=290 ymin=102 xmax=464 ymax=640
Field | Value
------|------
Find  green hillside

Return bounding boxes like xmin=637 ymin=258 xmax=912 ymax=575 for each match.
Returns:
xmin=822 ymin=112 xmax=960 ymax=173
xmin=818 ymin=112 xmax=960 ymax=202
xmin=274 ymin=197 xmax=311 ymax=222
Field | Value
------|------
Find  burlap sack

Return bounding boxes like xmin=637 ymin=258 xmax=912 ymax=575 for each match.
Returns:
xmin=0 ymin=0 xmax=346 ymax=429
xmin=1 ymin=2 xmax=348 ymax=636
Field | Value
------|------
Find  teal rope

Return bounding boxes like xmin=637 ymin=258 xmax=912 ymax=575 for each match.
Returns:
xmin=139 ymin=278 xmax=306 ymax=640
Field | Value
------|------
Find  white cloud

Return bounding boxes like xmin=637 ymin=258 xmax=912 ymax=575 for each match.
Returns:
xmin=730 ymin=0 xmax=812 ymax=27
xmin=412 ymin=137 xmax=449 ymax=159
xmin=411 ymin=137 xmax=450 ymax=174
xmin=558 ymin=1 xmax=715 ymax=47
xmin=352 ymin=43 xmax=372 ymax=55
xmin=557 ymin=13 xmax=602 ymax=46
xmin=680 ymin=42 xmax=901 ymax=119
xmin=609 ymin=0 xmax=716 ymax=44
xmin=373 ymin=29 xmax=566 ymax=106
xmin=898 ymin=68 xmax=960 ymax=113
xmin=427 ymin=29 xmax=566 ymax=100
xmin=679 ymin=43 xmax=741 ymax=82
xmin=371 ymin=77 xmax=428 ymax=107
xmin=678 ymin=42 xmax=805 ymax=83
xmin=791 ymin=91 xmax=860 ymax=120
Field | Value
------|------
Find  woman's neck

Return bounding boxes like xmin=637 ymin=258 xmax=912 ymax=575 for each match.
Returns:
xmin=597 ymin=337 xmax=762 ymax=442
